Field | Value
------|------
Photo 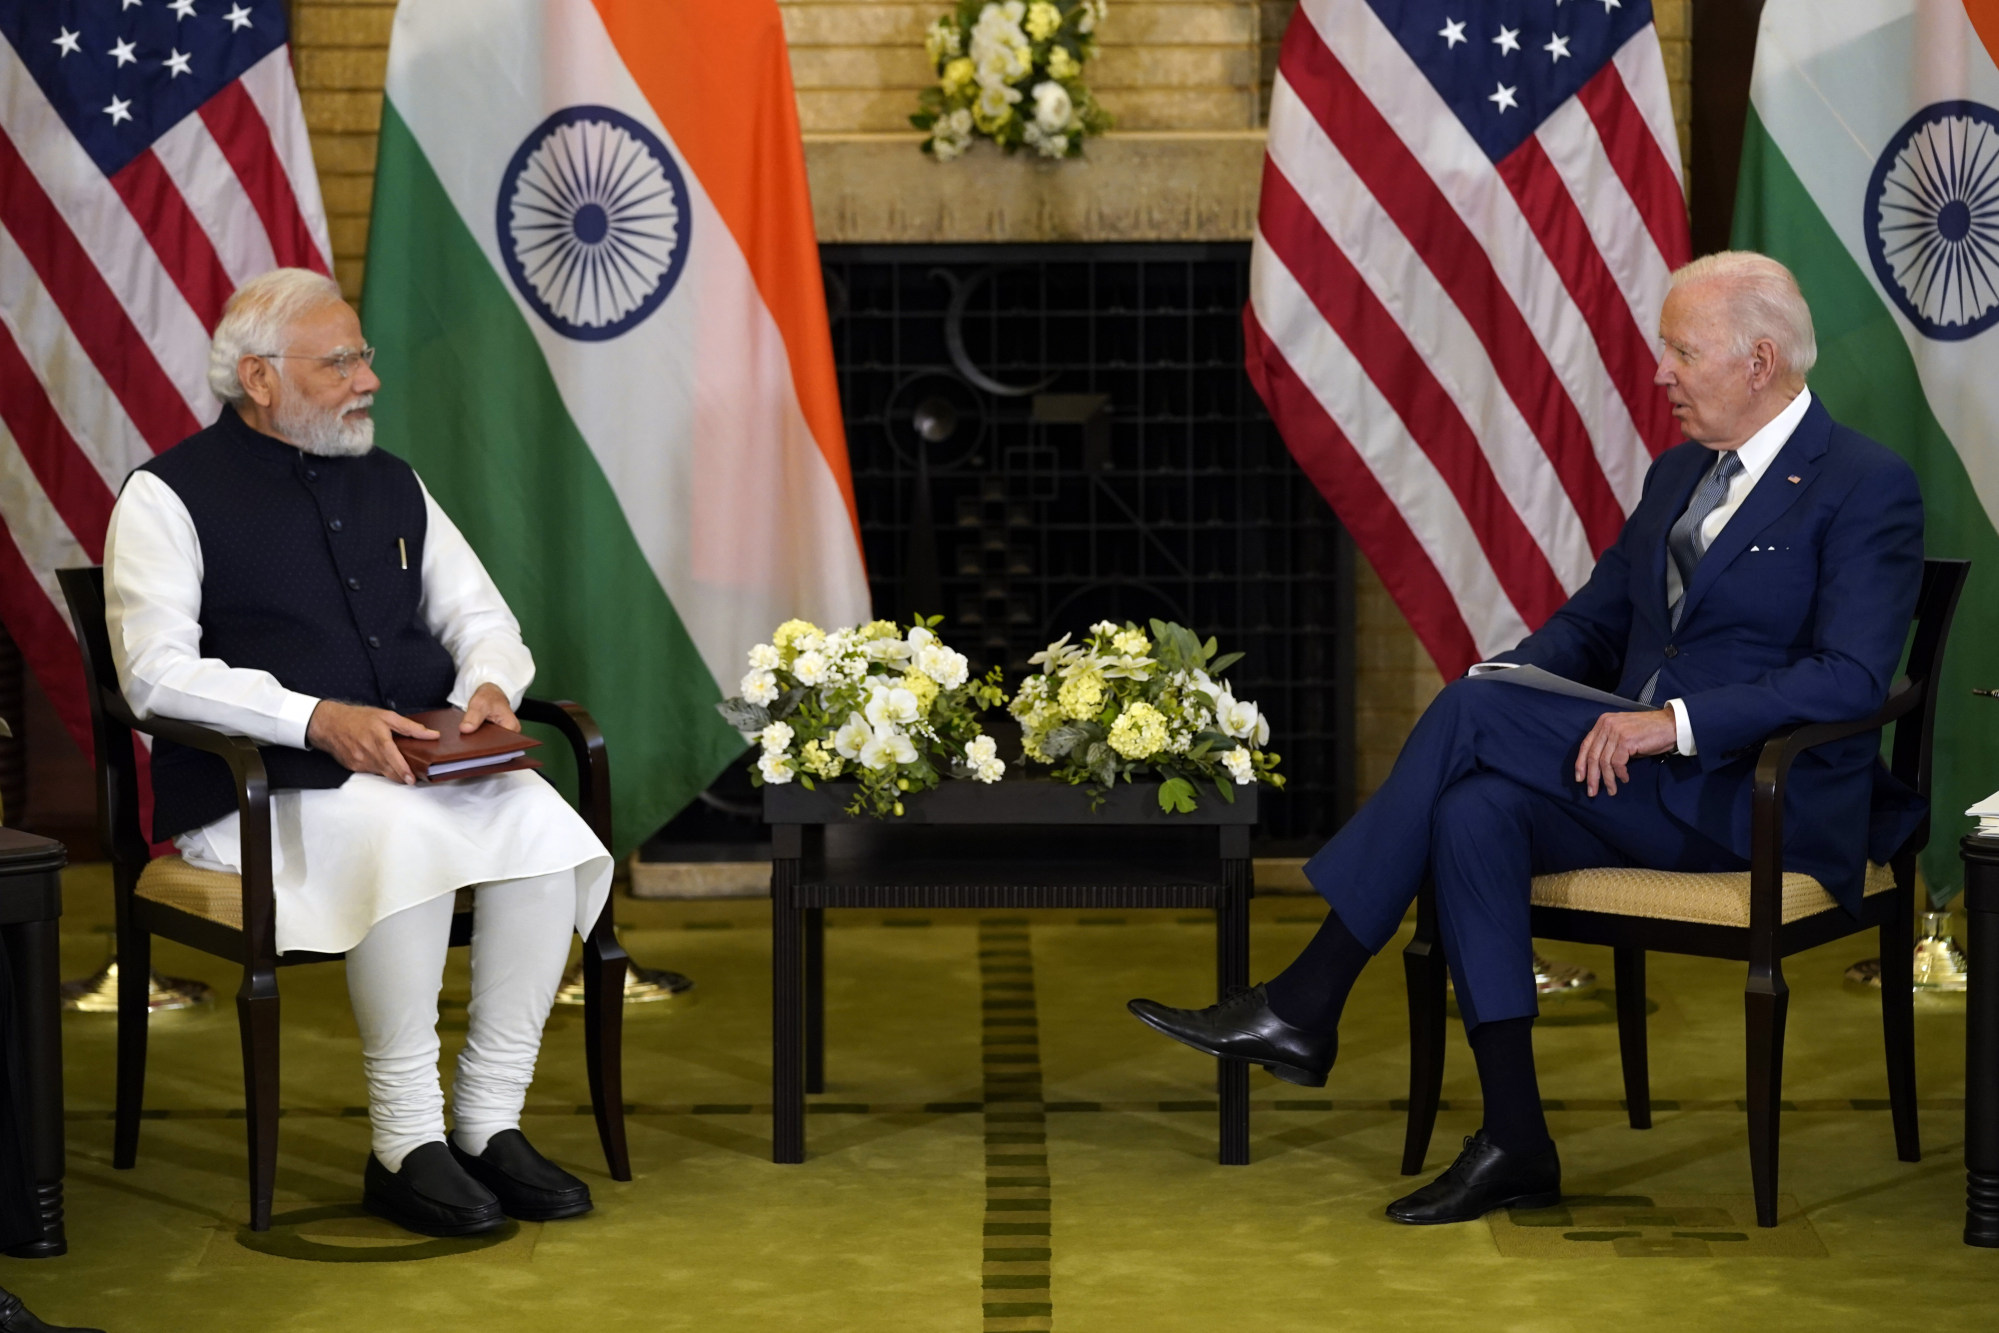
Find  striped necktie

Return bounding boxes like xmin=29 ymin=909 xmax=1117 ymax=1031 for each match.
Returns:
xmin=1638 ymin=450 xmax=1746 ymax=704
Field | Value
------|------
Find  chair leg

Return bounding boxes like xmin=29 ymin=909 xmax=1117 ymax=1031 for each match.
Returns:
xmin=582 ymin=933 xmax=633 ymax=1181
xmin=1745 ymin=964 xmax=1790 ymax=1229
xmin=1878 ymin=900 xmax=1921 ymax=1162
xmin=1400 ymin=889 xmax=1448 ymax=1177
xmin=112 ymin=925 xmax=151 ymax=1170
xmin=236 ymin=967 xmax=280 ymax=1232
xmin=1614 ymin=946 xmax=1651 ymax=1130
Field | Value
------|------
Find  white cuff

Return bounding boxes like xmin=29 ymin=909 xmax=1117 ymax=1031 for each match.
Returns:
xmin=277 ymin=692 xmax=324 ymax=750
xmin=1667 ymin=698 xmax=1696 ymax=756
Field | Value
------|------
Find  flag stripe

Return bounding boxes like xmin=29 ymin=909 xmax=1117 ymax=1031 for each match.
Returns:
xmin=150 ymin=112 xmax=281 ymax=289
xmin=1575 ymin=59 xmax=1693 ymax=273
xmin=108 ymin=148 xmax=235 ymax=331
xmin=237 ymin=44 xmax=334 ymax=270
xmin=1259 ymin=163 xmax=1569 ymax=627
xmin=1281 ymin=13 xmax=1629 ymax=556
xmin=1610 ymin=27 xmax=1689 ymax=205
xmin=198 ymin=80 xmax=328 ymax=276
xmin=0 ymin=129 xmax=201 ymax=452
xmin=1244 ymin=298 xmax=1482 ymax=671
xmin=1497 ymin=137 xmax=1676 ymax=459
xmin=0 ymin=320 xmax=112 ymax=560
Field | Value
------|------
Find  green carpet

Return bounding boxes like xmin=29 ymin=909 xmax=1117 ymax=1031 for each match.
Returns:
xmin=7 ymin=863 xmax=1993 ymax=1331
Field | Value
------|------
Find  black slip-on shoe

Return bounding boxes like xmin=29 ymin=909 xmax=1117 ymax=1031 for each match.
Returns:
xmin=450 ymin=1129 xmax=593 ymax=1221
xmin=1126 ymin=983 xmax=1337 ymax=1087
xmin=0 ymin=1289 xmax=105 ymax=1333
xmin=362 ymin=1141 xmax=506 ymax=1238
xmin=1386 ymin=1131 xmax=1561 ymax=1225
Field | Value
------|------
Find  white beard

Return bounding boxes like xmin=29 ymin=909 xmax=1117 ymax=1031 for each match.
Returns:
xmin=273 ymin=386 xmax=376 ymax=457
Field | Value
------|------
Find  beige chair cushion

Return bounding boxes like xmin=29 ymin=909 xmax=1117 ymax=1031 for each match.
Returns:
xmin=136 ymin=855 xmax=243 ymax=930
xmin=1530 ymin=860 xmax=1897 ymax=928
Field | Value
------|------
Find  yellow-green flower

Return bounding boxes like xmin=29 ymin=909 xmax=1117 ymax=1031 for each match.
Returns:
xmin=802 ymin=739 xmax=843 ymax=779
xmin=1108 ymin=702 xmax=1169 ymax=760
xmin=1047 ymin=45 xmax=1080 ymax=81
xmin=1112 ymin=628 xmax=1150 ymax=655
xmin=941 ymin=56 xmax=976 ymax=98
xmin=1025 ymin=1 xmax=1061 ymax=41
xmin=899 ymin=670 xmax=941 ymax=712
xmin=773 ymin=618 xmax=822 ymax=649
xmin=1057 ymin=668 xmax=1106 ymax=720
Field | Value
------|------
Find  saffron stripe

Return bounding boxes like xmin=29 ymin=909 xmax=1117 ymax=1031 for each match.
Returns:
xmin=0 ymin=322 xmax=112 ymax=561
xmin=198 ymin=81 xmax=330 ymax=276
xmin=1244 ymin=308 xmax=1482 ymax=673
xmin=108 ymin=149 xmax=236 ymax=332
xmin=1258 ymin=166 xmax=1569 ymax=626
xmin=1279 ymin=17 xmax=1629 ymax=556
xmin=1576 ymin=61 xmax=1694 ymax=274
xmin=0 ymin=130 xmax=201 ymax=453
xmin=1498 ymin=137 xmax=1681 ymax=459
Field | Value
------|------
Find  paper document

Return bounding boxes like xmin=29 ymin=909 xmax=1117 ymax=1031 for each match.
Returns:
xmin=1965 ymin=789 xmax=1999 ymax=835
xmin=1467 ymin=663 xmax=1648 ymax=712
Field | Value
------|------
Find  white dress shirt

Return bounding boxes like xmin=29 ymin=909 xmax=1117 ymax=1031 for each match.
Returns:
xmin=104 ymin=464 xmax=611 ymax=955
xmin=1662 ymin=387 xmax=1814 ymax=754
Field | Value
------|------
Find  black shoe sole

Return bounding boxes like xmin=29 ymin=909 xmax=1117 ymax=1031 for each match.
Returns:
xmin=1385 ymin=1188 xmax=1562 ymax=1226
xmin=1128 ymin=1004 xmax=1332 ymax=1087
xmin=362 ymin=1194 xmax=508 ymax=1238
xmin=497 ymin=1196 xmax=593 ymax=1222
xmin=1261 ymin=1061 xmax=1329 ymax=1088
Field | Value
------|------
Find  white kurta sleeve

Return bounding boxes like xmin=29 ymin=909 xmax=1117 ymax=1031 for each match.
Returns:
xmin=104 ymin=470 xmax=323 ymax=749
xmin=416 ymin=480 xmax=535 ymax=709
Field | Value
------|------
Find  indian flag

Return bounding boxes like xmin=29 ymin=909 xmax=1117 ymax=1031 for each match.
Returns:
xmin=362 ymin=0 xmax=870 ymax=852
xmin=1736 ymin=0 xmax=1999 ymax=900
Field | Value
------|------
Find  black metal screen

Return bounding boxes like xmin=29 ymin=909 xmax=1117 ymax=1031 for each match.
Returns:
xmin=822 ymin=243 xmax=1354 ymax=846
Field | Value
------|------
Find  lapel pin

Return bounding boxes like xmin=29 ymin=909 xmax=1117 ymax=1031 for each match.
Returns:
xmin=1788 ymin=474 xmax=1801 ymax=483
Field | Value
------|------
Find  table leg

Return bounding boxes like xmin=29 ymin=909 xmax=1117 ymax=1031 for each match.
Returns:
xmin=805 ymin=908 xmax=825 ymax=1096
xmin=772 ymin=865 xmax=806 ymax=1165
xmin=2 ymin=915 xmax=64 ymax=1257
xmin=1216 ymin=855 xmax=1252 ymax=1166
xmin=1966 ymin=854 xmax=1999 ymax=1247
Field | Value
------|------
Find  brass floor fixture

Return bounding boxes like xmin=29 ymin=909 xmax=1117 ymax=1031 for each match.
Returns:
xmin=554 ymin=926 xmax=694 ymax=1006
xmin=1449 ymin=953 xmax=1597 ymax=1002
xmin=1847 ymin=911 xmax=1970 ymax=992
xmin=59 ymin=955 xmax=210 ymax=1013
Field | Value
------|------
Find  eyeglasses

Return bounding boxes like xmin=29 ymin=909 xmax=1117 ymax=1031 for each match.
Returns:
xmin=256 ymin=345 xmax=377 ymax=379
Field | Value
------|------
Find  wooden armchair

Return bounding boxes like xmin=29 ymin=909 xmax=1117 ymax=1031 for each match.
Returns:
xmin=57 ymin=566 xmax=632 ymax=1231
xmin=1400 ymin=557 xmax=1970 ymax=1228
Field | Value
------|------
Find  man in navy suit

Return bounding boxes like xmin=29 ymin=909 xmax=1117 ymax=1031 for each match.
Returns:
xmin=1129 ymin=251 xmax=1926 ymax=1223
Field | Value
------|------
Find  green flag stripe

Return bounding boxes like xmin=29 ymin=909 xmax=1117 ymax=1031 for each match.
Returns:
xmin=1734 ymin=104 xmax=1998 ymax=899
xmin=362 ymin=99 xmax=745 ymax=856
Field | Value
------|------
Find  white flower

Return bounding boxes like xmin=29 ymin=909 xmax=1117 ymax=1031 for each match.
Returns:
xmin=974 ymin=757 xmax=1006 ymax=783
xmin=906 ymin=625 xmax=937 ymax=651
xmin=740 ymin=669 xmax=779 ymax=706
xmin=1023 ymin=123 xmax=1069 ymax=158
xmin=1215 ymin=690 xmax=1270 ymax=745
xmin=865 ymin=684 xmax=921 ymax=728
xmin=925 ymin=16 xmax=962 ymax=65
xmin=833 ymin=712 xmax=873 ymax=760
xmin=795 ymin=629 xmax=827 ymax=655
xmin=747 ymin=642 xmax=780 ymax=671
xmin=860 ymin=725 xmax=917 ymax=772
xmin=759 ymin=751 xmax=796 ymax=784
xmin=759 ymin=721 xmax=794 ymax=754
xmin=915 ymin=643 xmax=970 ymax=689
xmin=1222 ymin=746 xmax=1254 ymax=785
xmin=1032 ymin=81 xmax=1073 ymax=134
xmin=1091 ymin=620 xmax=1118 ymax=636
xmin=965 ymin=735 xmax=1005 ymax=783
xmin=792 ymin=650 xmax=830 ymax=687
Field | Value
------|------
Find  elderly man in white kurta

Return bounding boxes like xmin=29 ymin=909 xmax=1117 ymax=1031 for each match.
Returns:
xmin=102 ymin=268 xmax=612 ymax=1238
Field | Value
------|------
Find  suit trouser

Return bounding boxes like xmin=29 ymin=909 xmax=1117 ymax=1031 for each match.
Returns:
xmin=1303 ymin=676 xmax=1745 ymax=1028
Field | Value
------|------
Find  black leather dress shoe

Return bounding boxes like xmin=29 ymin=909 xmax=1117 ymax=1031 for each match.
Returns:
xmin=1386 ymin=1131 xmax=1561 ymax=1224
xmin=0 ymin=1289 xmax=104 ymax=1333
xmin=362 ymin=1141 xmax=506 ymax=1237
xmin=450 ymin=1129 xmax=593 ymax=1221
xmin=1126 ymin=984 xmax=1336 ymax=1087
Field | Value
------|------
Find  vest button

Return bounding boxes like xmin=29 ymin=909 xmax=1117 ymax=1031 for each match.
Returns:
xmin=1663 ymin=645 xmax=1679 ymax=658
xmin=347 ymin=577 xmax=361 ymax=591
xmin=328 ymin=518 xmax=343 ymax=532
xmin=385 ymin=698 xmax=398 ymax=710
xmin=366 ymin=635 xmax=381 ymax=648
xmin=304 ymin=469 xmax=318 ymax=482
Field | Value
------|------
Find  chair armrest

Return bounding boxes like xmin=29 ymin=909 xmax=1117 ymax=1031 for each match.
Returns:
xmin=100 ymin=694 xmax=278 ymax=959
xmin=519 ymin=698 xmax=612 ymax=850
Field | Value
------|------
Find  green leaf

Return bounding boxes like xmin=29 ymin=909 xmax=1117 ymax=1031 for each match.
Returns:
xmin=1208 ymin=651 xmax=1244 ymax=675
xmin=800 ymin=775 xmax=816 ymax=791
xmin=716 ymin=698 xmax=772 ymax=733
xmin=1212 ymin=776 xmax=1236 ymax=804
xmin=1157 ymin=777 xmax=1199 ymax=814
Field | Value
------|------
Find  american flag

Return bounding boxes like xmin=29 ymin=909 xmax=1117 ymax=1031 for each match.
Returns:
xmin=0 ymin=0 xmax=328 ymax=766
xmin=1247 ymin=0 xmax=1691 ymax=677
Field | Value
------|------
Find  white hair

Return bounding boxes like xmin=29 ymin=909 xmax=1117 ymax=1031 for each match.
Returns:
xmin=1669 ymin=250 xmax=1818 ymax=384
xmin=206 ymin=268 xmax=345 ymax=404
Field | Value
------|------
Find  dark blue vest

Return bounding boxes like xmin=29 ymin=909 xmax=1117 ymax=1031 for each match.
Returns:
xmin=136 ymin=407 xmax=458 ymax=840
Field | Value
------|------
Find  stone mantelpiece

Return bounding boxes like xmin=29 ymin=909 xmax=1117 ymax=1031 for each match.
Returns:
xmin=804 ymin=130 xmax=1264 ymax=243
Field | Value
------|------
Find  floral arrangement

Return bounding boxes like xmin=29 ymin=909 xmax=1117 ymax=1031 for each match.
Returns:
xmin=720 ymin=617 xmax=1008 ymax=817
xmin=1010 ymin=620 xmax=1284 ymax=812
xmin=912 ymin=1 xmax=1113 ymax=161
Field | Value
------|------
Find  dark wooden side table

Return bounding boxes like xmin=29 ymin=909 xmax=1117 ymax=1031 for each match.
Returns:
xmin=766 ymin=780 xmax=1256 ymax=1166
xmin=0 ymin=828 xmax=67 ymax=1257
xmin=1960 ymin=835 xmax=1999 ymax=1247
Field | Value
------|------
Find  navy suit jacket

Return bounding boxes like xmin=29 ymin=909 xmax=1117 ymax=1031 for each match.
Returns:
xmin=1488 ymin=396 xmax=1925 ymax=910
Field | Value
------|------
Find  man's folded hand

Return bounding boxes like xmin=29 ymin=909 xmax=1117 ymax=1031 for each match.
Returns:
xmin=1574 ymin=708 xmax=1679 ymax=797
xmin=306 ymin=700 xmax=441 ymax=785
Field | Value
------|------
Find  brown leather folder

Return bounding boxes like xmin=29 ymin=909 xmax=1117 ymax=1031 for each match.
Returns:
xmin=393 ymin=707 xmax=543 ymax=783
